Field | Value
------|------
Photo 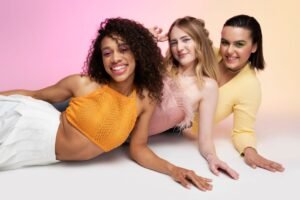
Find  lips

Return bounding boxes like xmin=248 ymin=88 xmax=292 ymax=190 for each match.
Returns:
xmin=225 ymin=56 xmax=238 ymax=63
xmin=111 ymin=64 xmax=127 ymax=75
xmin=177 ymin=53 xmax=187 ymax=59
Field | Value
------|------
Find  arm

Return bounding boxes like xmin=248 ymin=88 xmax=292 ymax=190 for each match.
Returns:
xmin=231 ymin=84 xmax=259 ymax=154
xmin=197 ymin=79 xmax=239 ymax=179
xmin=233 ymin=79 xmax=284 ymax=172
xmin=0 ymin=74 xmax=82 ymax=103
xmin=129 ymin=94 xmax=212 ymax=191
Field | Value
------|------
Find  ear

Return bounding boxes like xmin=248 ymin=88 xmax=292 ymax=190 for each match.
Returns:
xmin=251 ymin=43 xmax=257 ymax=53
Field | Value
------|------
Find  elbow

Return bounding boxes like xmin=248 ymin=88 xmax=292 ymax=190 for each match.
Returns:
xmin=129 ymin=143 xmax=141 ymax=162
xmin=129 ymin=143 xmax=147 ymax=165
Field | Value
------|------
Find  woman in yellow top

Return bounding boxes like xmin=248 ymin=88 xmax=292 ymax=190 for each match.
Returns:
xmin=213 ymin=14 xmax=284 ymax=172
xmin=186 ymin=15 xmax=284 ymax=172
xmin=0 ymin=18 xmax=210 ymax=190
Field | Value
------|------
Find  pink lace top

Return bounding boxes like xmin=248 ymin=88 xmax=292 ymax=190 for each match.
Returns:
xmin=148 ymin=76 xmax=193 ymax=135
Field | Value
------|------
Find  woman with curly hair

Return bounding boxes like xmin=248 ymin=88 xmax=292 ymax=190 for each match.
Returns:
xmin=0 ymin=18 xmax=210 ymax=187
xmin=0 ymin=17 xmax=162 ymax=168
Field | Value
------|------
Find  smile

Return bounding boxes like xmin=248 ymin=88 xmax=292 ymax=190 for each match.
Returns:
xmin=226 ymin=56 xmax=238 ymax=62
xmin=111 ymin=64 xmax=127 ymax=75
xmin=178 ymin=53 xmax=188 ymax=59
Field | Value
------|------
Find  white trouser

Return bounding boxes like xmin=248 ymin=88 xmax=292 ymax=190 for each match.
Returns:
xmin=0 ymin=95 xmax=60 ymax=171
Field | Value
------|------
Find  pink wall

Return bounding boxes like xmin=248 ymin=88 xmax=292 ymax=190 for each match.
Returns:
xmin=1 ymin=0 xmax=299 ymax=115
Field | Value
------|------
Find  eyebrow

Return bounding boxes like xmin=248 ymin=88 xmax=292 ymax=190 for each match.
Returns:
xmin=101 ymin=47 xmax=111 ymax=51
xmin=101 ymin=43 xmax=129 ymax=51
xmin=221 ymin=38 xmax=246 ymax=43
xmin=170 ymin=35 xmax=190 ymax=42
xmin=118 ymin=43 xmax=129 ymax=47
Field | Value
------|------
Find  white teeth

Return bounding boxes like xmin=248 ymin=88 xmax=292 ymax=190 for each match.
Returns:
xmin=227 ymin=57 xmax=237 ymax=61
xmin=112 ymin=65 xmax=126 ymax=71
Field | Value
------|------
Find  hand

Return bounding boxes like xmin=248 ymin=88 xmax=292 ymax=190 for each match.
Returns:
xmin=243 ymin=147 xmax=285 ymax=172
xmin=207 ymin=155 xmax=239 ymax=180
xmin=148 ymin=26 xmax=168 ymax=42
xmin=170 ymin=166 xmax=213 ymax=191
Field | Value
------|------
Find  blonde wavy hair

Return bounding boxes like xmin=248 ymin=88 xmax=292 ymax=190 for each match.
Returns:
xmin=165 ymin=16 xmax=218 ymax=87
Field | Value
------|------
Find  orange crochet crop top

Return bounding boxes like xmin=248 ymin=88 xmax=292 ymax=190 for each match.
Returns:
xmin=65 ymin=85 xmax=137 ymax=152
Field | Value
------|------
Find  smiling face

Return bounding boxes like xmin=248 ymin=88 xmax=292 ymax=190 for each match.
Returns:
xmin=169 ymin=26 xmax=196 ymax=70
xmin=220 ymin=26 xmax=257 ymax=73
xmin=101 ymin=35 xmax=136 ymax=84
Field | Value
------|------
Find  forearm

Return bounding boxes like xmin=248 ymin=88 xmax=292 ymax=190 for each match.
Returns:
xmin=0 ymin=89 xmax=34 ymax=96
xmin=130 ymin=144 xmax=175 ymax=176
xmin=198 ymin=135 xmax=218 ymax=161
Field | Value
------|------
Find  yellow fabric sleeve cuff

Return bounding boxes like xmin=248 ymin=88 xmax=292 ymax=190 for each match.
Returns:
xmin=232 ymin=133 xmax=256 ymax=155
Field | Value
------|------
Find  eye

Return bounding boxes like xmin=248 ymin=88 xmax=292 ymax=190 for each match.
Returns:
xmin=235 ymin=42 xmax=245 ymax=48
xmin=182 ymin=37 xmax=191 ymax=43
xmin=102 ymin=49 xmax=112 ymax=57
xmin=220 ymin=39 xmax=229 ymax=46
xmin=169 ymin=40 xmax=177 ymax=46
xmin=119 ymin=44 xmax=129 ymax=53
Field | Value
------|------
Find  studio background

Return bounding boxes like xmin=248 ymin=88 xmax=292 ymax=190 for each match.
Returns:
xmin=1 ymin=0 xmax=299 ymax=116
xmin=0 ymin=1 xmax=299 ymax=200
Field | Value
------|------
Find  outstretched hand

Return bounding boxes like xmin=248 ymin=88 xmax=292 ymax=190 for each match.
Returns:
xmin=207 ymin=155 xmax=239 ymax=180
xmin=243 ymin=147 xmax=285 ymax=172
xmin=170 ymin=166 xmax=213 ymax=191
xmin=148 ymin=26 xmax=168 ymax=42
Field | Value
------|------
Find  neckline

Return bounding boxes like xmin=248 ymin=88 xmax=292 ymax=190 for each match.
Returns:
xmin=178 ymin=74 xmax=197 ymax=79
xmin=219 ymin=63 xmax=251 ymax=89
xmin=103 ymin=85 xmax=136 ymax=99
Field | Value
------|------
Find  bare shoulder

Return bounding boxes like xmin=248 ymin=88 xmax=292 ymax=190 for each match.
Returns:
xmin=62 ymin=74 xmax=100 ymax=96
xmin=63 ymin=74 xmax=93 ymax=85
xmin=136 ymin=89 xmax=157 ymax=115
xmin=58 ymin=74 xmax=87 ymax=86
xmin=138 ymin=89 xmax=156 ymax=106
xmin=202 ymin=77 xmax=218 ymax=92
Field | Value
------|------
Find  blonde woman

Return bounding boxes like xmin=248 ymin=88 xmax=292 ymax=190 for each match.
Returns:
xmin=148 ymin=17 xmax=239 ymax=187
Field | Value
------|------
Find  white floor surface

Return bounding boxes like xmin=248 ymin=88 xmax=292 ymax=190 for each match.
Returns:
xmin=0 ymin=114 xmax=299 ymax=200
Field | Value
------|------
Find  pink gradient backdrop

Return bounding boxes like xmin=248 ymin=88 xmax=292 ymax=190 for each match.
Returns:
xmin=1 ymin=0 xmax=299 ymax=115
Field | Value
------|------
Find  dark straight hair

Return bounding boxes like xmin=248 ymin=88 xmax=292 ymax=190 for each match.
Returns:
xmin=224 ymin=14 xmax=265 ymax=70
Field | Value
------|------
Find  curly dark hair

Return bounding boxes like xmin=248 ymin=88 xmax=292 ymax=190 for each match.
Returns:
xmin=83 ymin=17 xmax=164 ymax=102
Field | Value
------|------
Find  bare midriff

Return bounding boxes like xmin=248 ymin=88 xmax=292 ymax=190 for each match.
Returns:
xmin=55 ymin=113 xmax=104 ymax=161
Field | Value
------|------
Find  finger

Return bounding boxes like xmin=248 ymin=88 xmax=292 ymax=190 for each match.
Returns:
xmin=197 ymin=177 xmax=213 ymax=191
xmin=158 ymin=34 xmax=168 ymax=42
xmin=202 ymin=177 xmax=213 ymax=182
xmin=259 ymin=161 xmax=282 ymax=172
xmin=247 ymin=161 xmax=257 ymax=169
xmin=153 ymin=26 xmax=162 ymax=33
xmin=261 ymin=163 xmax=276 ymax=172
xmin=209 ymin=165 xmax=220 ymax=176
xmin=222 ymin=166 xmax=239 ymax=180
xmin=215 ymin=162 xmax=238 ymax=179
xmin=186 ymin=172 xmax=213 ymax=191
xmin=178 ymin=175 xmax=191 ymax=189
xmin=270 ymin=162 xmax=285 ymax=172
xmin=256 ymin=159 xmax=277 ymax=172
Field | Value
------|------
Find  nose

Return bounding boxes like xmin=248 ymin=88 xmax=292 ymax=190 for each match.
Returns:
xmin=177 ymin=41 xmax=184 ymax=51
xmin=226 ymin=44 xmax=234 ymax=54
xmin=112 ymin=51 xmax=122 ymax=63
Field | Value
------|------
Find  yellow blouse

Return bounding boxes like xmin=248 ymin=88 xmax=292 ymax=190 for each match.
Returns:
xmin=193 ymin=63 xmax=261 ymax=154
